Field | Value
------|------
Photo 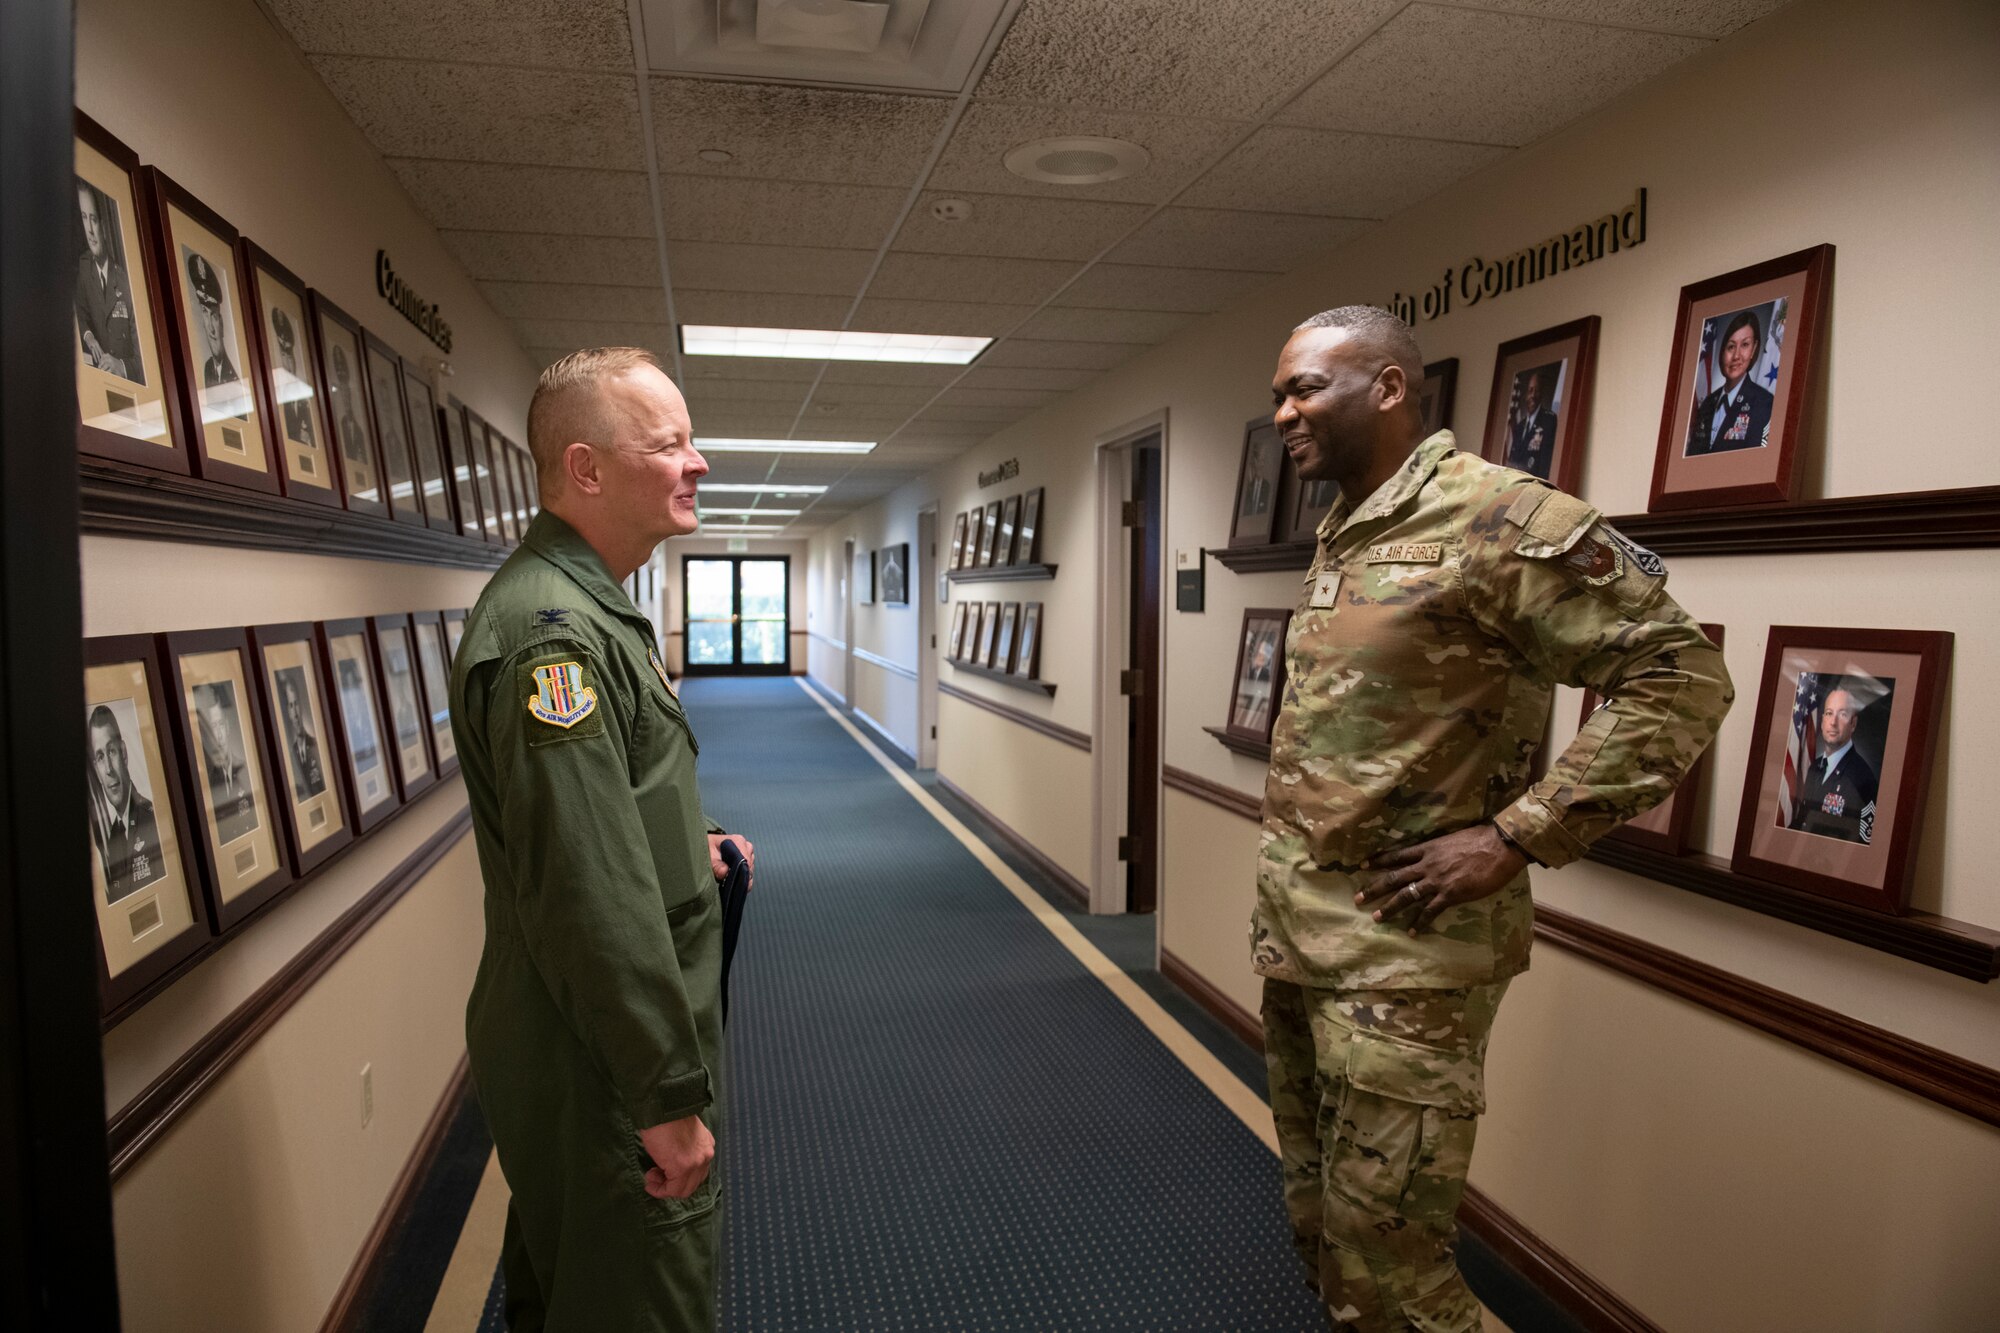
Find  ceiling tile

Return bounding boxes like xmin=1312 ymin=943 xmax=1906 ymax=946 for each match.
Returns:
xmin=975 ymin=0 xmax=1401 ymax=120
xmin=928 ymin=101 xmax=1241 ymax=205
xmin=389 ymin=160 xmax=652 ymax=236
xmin=1106 ymin=208 xmax=1370 ymax=271
xmin=443 ymin=231 xmax=658 ymax=285
xmin=802 ymin=382 xmax=940 ymax=408
xmin=1178 ymin=127 xmax=1505 ymax=218
xmin=974 ymin=338 xmax=1148 ymax=371
xmin=918 ymin=402 xmax=1037 ymax=424
xmin=957 ymin=365 xmax=1100 ymax=393
xmin=867 ymin=253 xmax=1075 ymax=308
xmin=660 ymin=175 xmax=906 ymax=249
xmin=1278 ymin=5 xmax=1709 ymax=146
xmin=648 ymin=78 xmax=952 ymax=188
xmin=311 ymin=58 xmax=641 ymax=170
xmin=525 ymin=346 xmax=578 ymax=369
xmin=480 ymin=282 xmax=668 ymax=322
xmin=266 ymin=0 xmax=632 ymax=69
xmin=674 ymin=289 xmax=852 ymax=329
xmin=1013 ymin=307 xmax=1192 ymax=344
xmin=683 ymin=381 xmax=809 ymax=417
xmin=819 ymin=362 xmax=962 ymax=388
xmin=934 ymin=386 xmax=1061 ymax=410
xmin=849 ymin=298 xmax=1037 ymax=338
xmin=685 ymin=356 xmax=825 ymax=384
xmin=896 ymin=191 xmax=1151 ymax=262
xmin=1460 ymin=0 xmax=1794 ymax=38
xmin=511 ymin=318 xmax=674 ymax=351
xmin=1053 ymin=263 xmax=1268 ymax=314
xmin=667 ymin=242 xmax=874 ymax=297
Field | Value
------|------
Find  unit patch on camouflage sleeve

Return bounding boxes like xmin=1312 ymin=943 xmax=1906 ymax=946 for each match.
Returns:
xmin=1559 ymin=533 xmax=1625 ymax=586
xmin=526 ymin=660 xmax=598 ymax=730
xmin=1606 ymin=527 xmax=1666 ymax=576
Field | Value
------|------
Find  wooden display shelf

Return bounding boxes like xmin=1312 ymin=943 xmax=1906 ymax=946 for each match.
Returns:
xmin=1211 ymin=542 xmax=1314 ymax=573
xmin=945 ymin=562 xmax=1058 ymax=583
xmin=1202 ymin=725 xmax=1272 ymax=760
xmin=947 ymin=659 xmax=1055 ymax=696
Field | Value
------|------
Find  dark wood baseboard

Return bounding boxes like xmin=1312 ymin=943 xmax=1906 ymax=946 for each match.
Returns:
xmin=1160 ymin=948 xmax=1262 ymax=1050
xmin=1457 ymin=1186 xmax=1663 ymax=1333
xmin=106 ymin=807 xmax=475 ymax=1179
xmin=936 ymin=774 xmax=1089 ymax=910
xmin=318 ymin=1053 xmax=474 ymax=1333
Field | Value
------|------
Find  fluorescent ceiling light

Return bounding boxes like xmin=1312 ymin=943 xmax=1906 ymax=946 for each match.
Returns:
xmin=697 ymin=483 xmax=829 ymax=494
xmin=682 ymin=324 xmax=991 ymax=365
xmin=696 ymin=437 xmax=876 ymax=454
xmin=698 ymin=507 xmax=802 ymax=516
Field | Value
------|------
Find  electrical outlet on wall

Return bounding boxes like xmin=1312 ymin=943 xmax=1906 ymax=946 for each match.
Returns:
xmin=361 ymin=1063 xmax=374 ymax=1128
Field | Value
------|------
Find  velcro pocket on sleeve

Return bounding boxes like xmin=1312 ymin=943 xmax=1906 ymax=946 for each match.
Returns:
xmin=1505 ymin=486 xmax=1599 ymax=558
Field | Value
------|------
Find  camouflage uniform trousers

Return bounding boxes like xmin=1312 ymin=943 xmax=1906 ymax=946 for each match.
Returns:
xmin=1261 ymin=977 xmax=1510 ymax=1333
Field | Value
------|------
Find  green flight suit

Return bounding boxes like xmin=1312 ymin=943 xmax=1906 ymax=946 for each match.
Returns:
xmin=450 ymin=511 xmax=727 ymax=1333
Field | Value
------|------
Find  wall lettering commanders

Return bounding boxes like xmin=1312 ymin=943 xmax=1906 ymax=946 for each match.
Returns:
xmin=376 ymin=250 xmax=453 ymax=353
xmin=978 ymin=458 xmax=1020 ymax=488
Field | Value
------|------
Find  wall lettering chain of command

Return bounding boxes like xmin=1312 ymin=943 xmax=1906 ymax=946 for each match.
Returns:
xmin=376 ymin=251 xmax=453 ymax=353
xmin=978 ymin=458 xmax=1019 ymax=488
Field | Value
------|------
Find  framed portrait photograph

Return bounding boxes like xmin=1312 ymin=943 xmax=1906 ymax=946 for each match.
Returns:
xmin=73 ymin=114 xmax=186 ymax=474
xmin=1225 ymin=608 xmax=1291 ymax=744
xmin=240 ymin=243 xmax=338 ymax=506
xmin=1418 ymin=356 xmax=1459 ymax=438
xmin=362 ymin=330 xmax=422 ymax=526
xmin=1581 ymin=624 xmax=1724 ymax=856
xmin=411 ymin=611 xmax=459 ymax=778
xmin=1017 ymin=487 xmax=1044 ymax=566
xmin=854 ymin=547 xmax=875 ymax=604
xmin=997 ymin=495 xmax=1021 ymax=567
xmin=992 ymin=603 xmax=1020 ymax=673
xmin=977 ymin=501 xmax=1002 ymax=568
xmin=976 ymin=601 xmax=1002 ymax=667
xmin=85 ymin=635 xmax=209 ymax=1019
xmin=444 ymin=608 xmax=468 ymax=659
xmin=1013 ymin=602 xmax=1043 ymax=681
xmin=483 ymin=422 xmax=519 ymax=542
xmin=308 ymin=292 xmax=386 ymax=518
xmin=147 ymin=170 xmax=281 ymax=494
xmin=1650 ymin=244 xmax=1833 ymax=512
xmin=317 ymin=618 xmax=403 ymax=833
xmin=964 ymin=604 xmax=989 ymax=666
xmin=1280 ymin=457 xmax=1339 ymax=545
xmin=1731 ymin=626 xmax=1952 ymax=915
xmin=370 ymin=614 xmax=438 ymax=801
xmin=249 ymin=622 xmax=354 ymax=876
xmin=949 ymin=512 xmax=969 ymax=570
xmin=1480 ymin=317 xmax=1599 ymax=493
xmin=509 ymin=438 xmax=539 ymax=525
xmin=401 ymin=360 xmax=456 ymax=533
xmin=948 ymin=601 xmax=970 ymax=659
xmin=440 ymin=399 xmax=485 ymax=539
xmin=880 ymin=543 xmax=909 ymax=605
xmin=1229 ymin=416 xmax=1285 ymax=548
xmin=163 ymin=628 xmax=294 ymax=932
xmin=464 ymin=409 xmax=503 ymax=543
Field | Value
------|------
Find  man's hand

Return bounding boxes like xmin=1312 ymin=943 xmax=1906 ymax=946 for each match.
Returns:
xmin=1354 ymin=824 xmax=1527 ymax=935
xmin=638 ymin=1114 xmax=714 ymax=1199
xmin=708 ymin=833 xmax=754 ymax=884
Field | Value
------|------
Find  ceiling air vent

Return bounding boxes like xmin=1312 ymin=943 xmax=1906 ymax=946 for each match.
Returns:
xmin=643 ymin=0 xmax=1010 ymax=93
xmin=1003 ymin=137 xmax=1150 ymax=186
xmin=754 ymin=1 xmax=892 ymax=54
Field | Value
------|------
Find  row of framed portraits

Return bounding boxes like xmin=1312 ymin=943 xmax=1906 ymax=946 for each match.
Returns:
xmin=1228 ymin=243 xmax=1835 ymax=544
xmin=857 ymin=542 xmax=910 ymax=606
xmin=86 ymin=610 xmax=468 ymax=1023
xmin=947 ymin=600 xmax=1043 ymax=681
xmin=1219 ymin=609 xmax=1952 ymax=918
xmin=73 ymin=111 xmax=540 ymax=544
xmin=950 ymin=488 xmax=1045 ymax=572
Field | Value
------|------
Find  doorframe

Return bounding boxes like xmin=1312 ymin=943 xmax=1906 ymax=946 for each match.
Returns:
xmin=679 ymin=554 xmax=792 ymax=676
xmin=841 ymin=537 xmax=856 ymax=707
xmin=915 ymin=507 xmax=939 ymax=769
xmin=1090 ymin=409 xmax=1170 ymax=918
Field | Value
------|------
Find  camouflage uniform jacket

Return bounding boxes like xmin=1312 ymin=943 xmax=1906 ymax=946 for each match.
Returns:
xmin=1253 ymin=431 xmax=1732 ymax=990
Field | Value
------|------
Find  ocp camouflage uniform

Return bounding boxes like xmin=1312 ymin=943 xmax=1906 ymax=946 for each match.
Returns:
xmin=1254 ymin=430 xmax=1731 ymax=1331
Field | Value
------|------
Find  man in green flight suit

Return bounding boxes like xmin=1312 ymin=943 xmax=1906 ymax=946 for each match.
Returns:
xmin=1254 ymin=308 xmax=1732 ymax=1332
xmin=450 ymin=346 xmax=754 ymax=1332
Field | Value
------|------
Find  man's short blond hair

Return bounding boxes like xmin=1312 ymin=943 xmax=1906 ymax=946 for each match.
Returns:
xmin=526 ymin=346 xmax=662 ymax=489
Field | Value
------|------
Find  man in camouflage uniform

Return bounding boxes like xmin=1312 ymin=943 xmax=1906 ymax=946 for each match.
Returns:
xmin=1254 ymin=308 xmax=1732 ymax=1332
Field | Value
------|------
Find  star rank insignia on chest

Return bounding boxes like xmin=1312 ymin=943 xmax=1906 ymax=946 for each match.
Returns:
xmin=527 ymin=661 xmax=598 ymax=729
xmin=1366 ymin=542 xmax=1442 ymax=564
xmin=648 ymin=647 xmax=677 ymax=699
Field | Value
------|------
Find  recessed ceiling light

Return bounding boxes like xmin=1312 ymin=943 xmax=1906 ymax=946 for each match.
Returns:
xmin=1004 ymin=136 xmax=1149 ymax=186
xmin=695 ymin=436 xmax=877 ymax=454
xmin=698 ymin=506 xmax=802 ymax=516
xmin=698 ymin=483 xmax=829 ymax=494
xmin=682 ymin=324 xmax=989 ymax=365
xmin=697 ymin=148 xmax=734 ymax=163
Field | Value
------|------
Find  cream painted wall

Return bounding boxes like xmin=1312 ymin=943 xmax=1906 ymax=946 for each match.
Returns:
xmin=936 ymin=693 xmax=1094 ymax=886
xmin=805 ymin=496 xmax=941 ymax=756
xmin=807 ymin=0 xmax=2000 ymax=1320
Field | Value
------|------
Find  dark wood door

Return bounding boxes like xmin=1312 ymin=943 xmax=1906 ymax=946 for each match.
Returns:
xmin=1126 ymin=441 xmax=1163 ymax=913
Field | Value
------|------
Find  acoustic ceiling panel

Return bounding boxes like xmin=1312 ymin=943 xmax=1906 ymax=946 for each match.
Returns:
xmin=1104 ymin=208 xmax=1370 ymax=272
xmin=657 ymin=175 xmax=907 ymax=249
xmin=443 ymin=231 xmax=660 ymax=286
xmin=479 ymin=282 xmax=670 ymax=322
xmin=1053 ymin=263 xmax=1268 ymax=314
xmin=665 ymin=241 xmax=877 ymax=296
xmin=647 ymin=77 xmax=953 ymax=187
xmin=311 ymin=58 xmax=643 ymax=169
xmin=927 ymin=101 xmax=1241 ymax=205
xmin=894 ymin=190 xmax=1153 ymax=262
xmin=266 ymin=0 xmax=633 ymax=69
xmin=388 ymin=160 xmax=653 ymax=236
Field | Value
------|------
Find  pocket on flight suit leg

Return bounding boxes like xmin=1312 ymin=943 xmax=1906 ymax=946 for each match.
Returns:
xmin=616 ymin=1106 xmax=722 ymax=1233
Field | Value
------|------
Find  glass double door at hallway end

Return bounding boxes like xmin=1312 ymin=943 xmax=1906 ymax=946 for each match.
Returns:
xmin=683 ymin=556 xmax=789 ymax=675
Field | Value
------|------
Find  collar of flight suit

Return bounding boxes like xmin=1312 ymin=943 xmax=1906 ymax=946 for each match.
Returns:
xmin=521 ymin=509 xmax=654 ymax=635
xmin=1318 ymin=428 xmax=1458 ymax=546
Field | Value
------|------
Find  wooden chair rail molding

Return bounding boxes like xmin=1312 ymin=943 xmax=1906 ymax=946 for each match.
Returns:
xmin=105 ymin=806 xmax=474 ymax=1179
xmin=1158 ymin=765 xmax=2000 ymax=1130
xmin=938 ymin=680 xmax=1089 ymax=750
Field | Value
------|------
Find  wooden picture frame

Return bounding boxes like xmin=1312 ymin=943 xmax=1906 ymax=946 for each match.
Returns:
xmin=1225 ymin=608 xmax=1291 ymax=744
xmin=948 ymin=601 xmax=970 ymax=659
xmin=1581 ymin=624 xmax=1724 ymax=856
xmin=1730 ymin=625 xmax=1952 ymax=915
xmin=993 ymin=603 xmax=1020 ymax=673
xmin=1418 ymin=356 xmax=1459 ymax=438
xmin=308 ymin=292 xmax=387 ymax=519
xmin=965 ymin=603 xmax=988 ymax=664
xmin=370 ymin=614 xmax=437 ymax=801
xmin=880 ymin=543 xmax=910 ymax=605
xmin=161 ymin=627 xmax=295 ymax=933
xmin=318 ymin=618 xmax=403 ymax=833
xmin=1230 ymin=416 xmax=1285 ymax=548
xmin=1017 ymin=488 xmax=1045 ymax=566
xmin=248 ymin=621 xmax=355 ymax=876
xmin=949 ymin=512 xmax=969 ymax=570
xmin=85 ymin=634 xmax=209 ymax=1021
xmin=855 ymin=548 xmax=875 ymax=604
xmin=72 ymin=113 xmax=188 ymax=475
xmin=443 ymin=607 xmax=469 ymax=659
xmin=1013 ymin=602 xmax=1043 ymax=680
xmin=409 ymin=610 xmax=459 ymax=778
xmin=439 ymin=398 xmax=485 ymax=540
xmin=977 ymin=601 xmax=1002 ymax=667
xmin=146 ymin=169 xmax=282 ymax=494
xmin=465 ymin=409 xmax=503 ymax=543
xmin=362 ymin=330 xmax=422 ymax=527
xmin=483 ymin=422 xmax=518 ymax=542
xmin=1649 ymin=244 xmax=1834 ymax=512
xmin=1280 ymin=457 xmax=1339 ymax=545
xmin=509 ymin=438 xmax=539 ymax=526
xmin=241 ymin=243 xmax=340 ymax=506
xmin=977 ymin=501 xmax=1002 ymax=568
xmin=401 ymin=360 xmax=456 ymax=533
xmin=997 ymin=495 xmax=1021 ymax=566
xmin=1480 ymin=316 xmax=1599 ymax=494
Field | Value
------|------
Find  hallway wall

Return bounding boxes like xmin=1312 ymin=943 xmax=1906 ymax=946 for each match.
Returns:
xmin=806 ymin=0 xmax=2000 ymax=1323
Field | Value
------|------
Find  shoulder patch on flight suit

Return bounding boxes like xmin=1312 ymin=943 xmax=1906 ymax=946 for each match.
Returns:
xmin=648 ymin=647 xmax=678 ymax=699
xmin=519 ymin=653 xmax=606 ymax=743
